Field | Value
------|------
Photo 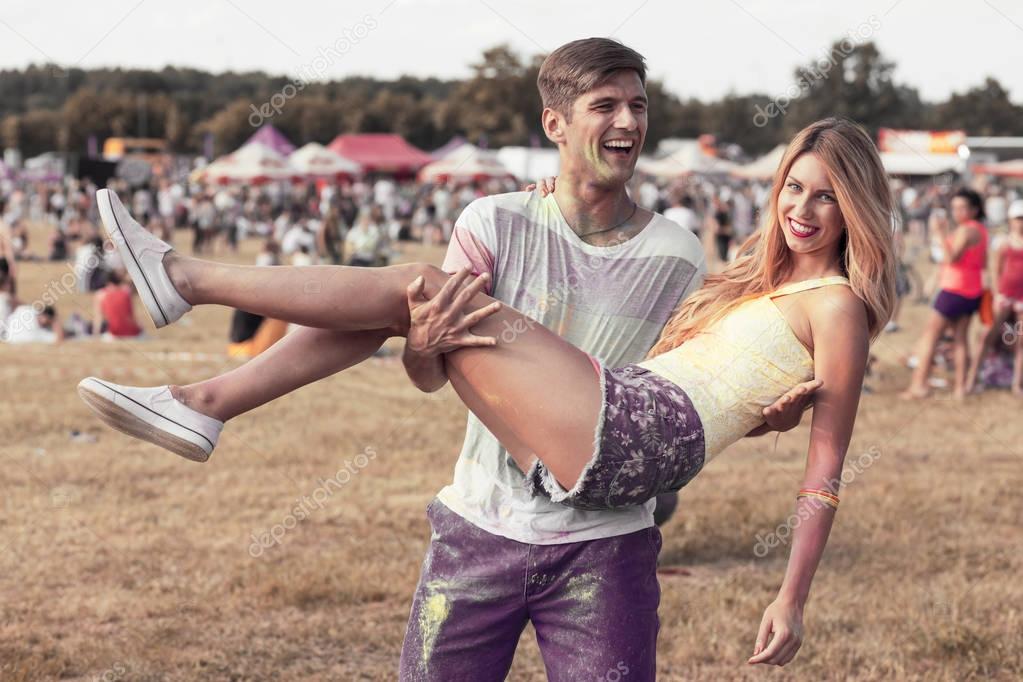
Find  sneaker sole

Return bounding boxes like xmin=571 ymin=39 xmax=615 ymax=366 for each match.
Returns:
xmin=97 ymin=189 xmax=173 ymax=328
xmin=77 ymin=379 xmax=211 ymax=462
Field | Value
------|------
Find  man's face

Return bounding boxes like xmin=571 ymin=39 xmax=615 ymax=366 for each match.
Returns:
xmin=560 ymin=70 xmax=647 ymax=187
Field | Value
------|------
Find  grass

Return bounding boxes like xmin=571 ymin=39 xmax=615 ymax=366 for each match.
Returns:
xmin=1 ymin=223 xmax=1020 ymax=680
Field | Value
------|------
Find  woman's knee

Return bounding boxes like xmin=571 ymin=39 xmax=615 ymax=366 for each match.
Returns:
xmin=389 ymin=262 xmax=448 ymax=293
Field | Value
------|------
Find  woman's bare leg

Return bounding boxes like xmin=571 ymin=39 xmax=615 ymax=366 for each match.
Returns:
xmin=1013 ymin=328 xmax=1023 ymax=396
xmin=965 ymin=308 xmax=1011 ymax=393
xmin=173 ymin=326 xmax=391 ymax=422
xmin=165 ymin=254 xmax=424 ymax=331
xmin=951 ymin=315 xmax=971 ymax=399
xmin=440 ymin=303 xmax=603 ymax=489
xmin=902 ymin=311 xmax=949 ymax=398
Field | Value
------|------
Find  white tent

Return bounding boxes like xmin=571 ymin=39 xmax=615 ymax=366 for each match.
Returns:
xmin=880 ymin=152 xmax=963 ymax=176
xmin=637 ymin=141 xmax=737 ymax=178
xmin=193 ymin=142 xmax=298 ymax=184
xmin=419 ymin=143 xmax=512 ymax=183
xmin=732 ymin=144 xmax=786 ymax=180
xmin=495 ymin=146 xmax=560 ymax=182
xmin=289 ymin=142 xmax=361 ymax=178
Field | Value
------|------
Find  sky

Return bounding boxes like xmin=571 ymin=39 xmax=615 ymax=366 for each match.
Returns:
xmin=1 ymin=0 xmax=1022 ymax=103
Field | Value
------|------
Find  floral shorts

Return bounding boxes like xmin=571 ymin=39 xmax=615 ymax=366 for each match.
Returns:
xmin=528 ymin=363 xmax=706 ymax=511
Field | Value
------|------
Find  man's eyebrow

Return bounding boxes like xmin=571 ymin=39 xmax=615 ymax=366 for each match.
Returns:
xmin=589 ymin=94 xmax=648 ymax=106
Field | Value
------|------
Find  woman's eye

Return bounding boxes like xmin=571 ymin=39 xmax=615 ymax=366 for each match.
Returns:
xmin=787 ymin=183 xmax=801 ymax=192
xmin=820 ymin=194 xmax=836 ymax=203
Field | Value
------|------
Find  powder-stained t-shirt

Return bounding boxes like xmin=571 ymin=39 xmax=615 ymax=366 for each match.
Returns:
xmin=436 ymin=190 xmax=705 ymax=544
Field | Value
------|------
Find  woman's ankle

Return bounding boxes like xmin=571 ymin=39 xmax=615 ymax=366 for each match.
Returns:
xmin=163 ymin=252 xmax=198 ymax=305
xmin=170 ymin=384 xmax=227 ymax=422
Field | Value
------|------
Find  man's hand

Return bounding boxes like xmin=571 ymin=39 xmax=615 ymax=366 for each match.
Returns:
xmin=748 ymin=379 xmax=822 ymax=436
xmin=405 ymin=268 xmax=503 ymax=357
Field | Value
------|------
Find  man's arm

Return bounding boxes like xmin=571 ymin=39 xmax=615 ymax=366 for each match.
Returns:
xmin=403 ymin=202 xmax=498 ymax=392
xmin=747 ymin=379 xmax=823 ymax=436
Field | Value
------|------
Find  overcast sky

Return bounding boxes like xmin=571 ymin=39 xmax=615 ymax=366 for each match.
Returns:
xmin=2 ymin=0 xmax=1021 ymax=103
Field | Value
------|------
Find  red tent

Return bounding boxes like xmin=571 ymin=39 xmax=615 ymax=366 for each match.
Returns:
xmin=326 ymin=134 xmax=432 ymax=175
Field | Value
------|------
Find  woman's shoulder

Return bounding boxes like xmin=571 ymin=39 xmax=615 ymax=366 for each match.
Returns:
xmin=805 ymin=283 xmax=868 ymax=330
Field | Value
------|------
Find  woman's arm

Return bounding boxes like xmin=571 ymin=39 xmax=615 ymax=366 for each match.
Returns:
xmin=992 ymin=240 xmax=1006 ymax=297
xmin=944 ymin=224 xmax=981 ymax=263
xmin=748 ymin=289 xmax=870 ymax=667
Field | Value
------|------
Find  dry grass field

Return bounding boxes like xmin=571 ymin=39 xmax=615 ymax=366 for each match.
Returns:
xmin=1 ymin=223 xmax=1020 ymax=681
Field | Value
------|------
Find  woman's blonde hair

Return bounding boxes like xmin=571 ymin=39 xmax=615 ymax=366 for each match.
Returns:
xmin=648 ymin=117 xmax=897 ymax=357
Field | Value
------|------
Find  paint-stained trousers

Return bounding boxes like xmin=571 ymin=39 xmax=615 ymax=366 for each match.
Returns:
xmin=398 ymin=500 xmax=661 ymax=681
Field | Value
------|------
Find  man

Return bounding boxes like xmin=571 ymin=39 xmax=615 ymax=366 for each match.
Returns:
xmin=396 ymin=38 xmax=814 ymax=681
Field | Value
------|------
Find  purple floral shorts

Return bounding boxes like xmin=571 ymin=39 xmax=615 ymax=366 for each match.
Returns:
xmin=528 ymin=363 xmax=706 ymax=511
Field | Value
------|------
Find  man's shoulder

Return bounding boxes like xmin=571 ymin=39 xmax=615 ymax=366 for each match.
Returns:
xmin=643 ymin=210 xmax=706 ymax=261
xmin=463 ymin=191 xmax=534 ymax=215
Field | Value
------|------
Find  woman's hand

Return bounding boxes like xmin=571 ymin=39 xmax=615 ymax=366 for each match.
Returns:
xmin=523 ymin=176 xmax=558 ymax=196
xmin=748 ymin=598 xmax=804 ymax=666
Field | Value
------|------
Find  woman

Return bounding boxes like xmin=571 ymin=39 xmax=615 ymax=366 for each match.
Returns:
xmin=92 ymin=270 xmax=143 ymax=339
xmin=79 ymin=118 xmax=895 ymax=666
xmin=966 ymin=199 xmax=1023 ymax=395
xmin=902 ymin=188 xmax=988 ymax=400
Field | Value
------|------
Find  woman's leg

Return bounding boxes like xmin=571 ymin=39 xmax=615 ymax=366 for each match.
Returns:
xmin=174 ymin=326 xmax=391 ymax=422
xmin=1013 ymin=327 xmax=1023 ymax=396
xmin=902 ymin=311 xmax=950 ymax=398
xmin=965 ymin=307 xmax=1011 ymax=393
xmin=165 ymin=254 xmax=426 ymax=332
xmin=951 ymin=315 xmax=972 ymax=399
xmin=121 ymin=255 xmax=600 ymax=487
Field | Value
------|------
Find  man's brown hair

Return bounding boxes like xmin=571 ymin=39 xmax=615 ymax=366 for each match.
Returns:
xmin=537 ymin=38 xmax=647 ymax=119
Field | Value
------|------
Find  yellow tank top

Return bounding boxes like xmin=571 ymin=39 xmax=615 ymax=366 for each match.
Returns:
xmin=638 ymin=276 xmax=851 ymax=460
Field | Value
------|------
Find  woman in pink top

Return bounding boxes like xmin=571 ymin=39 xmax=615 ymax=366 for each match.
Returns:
xmin=966 ymin=199 xmax=1023 ymax=395
xmin=902 ymin=188 xmax=988 ymax=400
xmin=94 ymin=270 xmax=142 ymax=338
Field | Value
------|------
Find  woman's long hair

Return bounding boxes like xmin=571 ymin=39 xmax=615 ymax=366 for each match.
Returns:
xmin=648 ymin=117 xmax=897 ymax=357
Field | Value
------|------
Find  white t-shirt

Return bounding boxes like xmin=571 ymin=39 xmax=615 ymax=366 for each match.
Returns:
xmin=280 ymin=226 xmax=316 ymax=255
xmin=436 ymin=191 xmax=706 ymax=544
xmin=4 ymin=305 xmax=55 ymax=343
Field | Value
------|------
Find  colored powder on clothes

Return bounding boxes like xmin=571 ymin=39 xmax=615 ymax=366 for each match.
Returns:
xmin=419 ymin=589 xmax=452 ymax=669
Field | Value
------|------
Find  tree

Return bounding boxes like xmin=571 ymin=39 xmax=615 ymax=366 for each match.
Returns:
xmin=931 ymin=78 xmax=1023 ymax=136
xmin=785 ymin=41 xmax=916 ymax=137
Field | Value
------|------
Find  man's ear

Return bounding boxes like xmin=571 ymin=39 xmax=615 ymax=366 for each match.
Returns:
xmin=542 ymin=107 xmax=567 ymax=145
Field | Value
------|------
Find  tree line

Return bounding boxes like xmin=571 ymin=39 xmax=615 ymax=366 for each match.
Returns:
xmin=1 ymin=40 xmax=1021 ymax=160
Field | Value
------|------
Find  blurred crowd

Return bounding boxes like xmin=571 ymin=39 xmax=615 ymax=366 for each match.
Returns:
xmin=1 ymin=171 xmax=1021 ymax=397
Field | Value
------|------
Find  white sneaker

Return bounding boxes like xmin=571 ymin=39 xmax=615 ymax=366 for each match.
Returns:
xmin=77 ymin=377 xmax=223 ymax=462
xmin=96 ymin=189 xmax=191 ymax=328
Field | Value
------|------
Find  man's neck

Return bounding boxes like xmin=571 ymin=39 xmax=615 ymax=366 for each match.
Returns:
xmin=552 ymin=172 xmax=635 ymax=236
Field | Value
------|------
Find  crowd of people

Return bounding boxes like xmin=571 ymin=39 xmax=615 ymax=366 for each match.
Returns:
xmin=1 ymin=166 xmax=1021 ymax=396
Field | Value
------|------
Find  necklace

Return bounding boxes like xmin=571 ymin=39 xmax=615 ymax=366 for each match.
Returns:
xmin=577 ymin=201 xmax=638 ymax=241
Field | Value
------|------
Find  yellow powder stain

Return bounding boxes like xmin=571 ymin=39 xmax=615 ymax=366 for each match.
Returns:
xmin=419 ymin=591 xmax=452 ymax=669
xmin=565 ymin=572 xmax=600 ymax=606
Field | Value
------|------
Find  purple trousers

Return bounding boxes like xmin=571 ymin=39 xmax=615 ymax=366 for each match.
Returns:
xmin=398 ymin=500 xmax=661 ymax=681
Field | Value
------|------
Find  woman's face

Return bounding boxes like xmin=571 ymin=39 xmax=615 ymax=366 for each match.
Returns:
xmin=776 ymin=153 xmax=846 ymax=259
xmin=950 ymin=196 xmax=978 ymax=225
